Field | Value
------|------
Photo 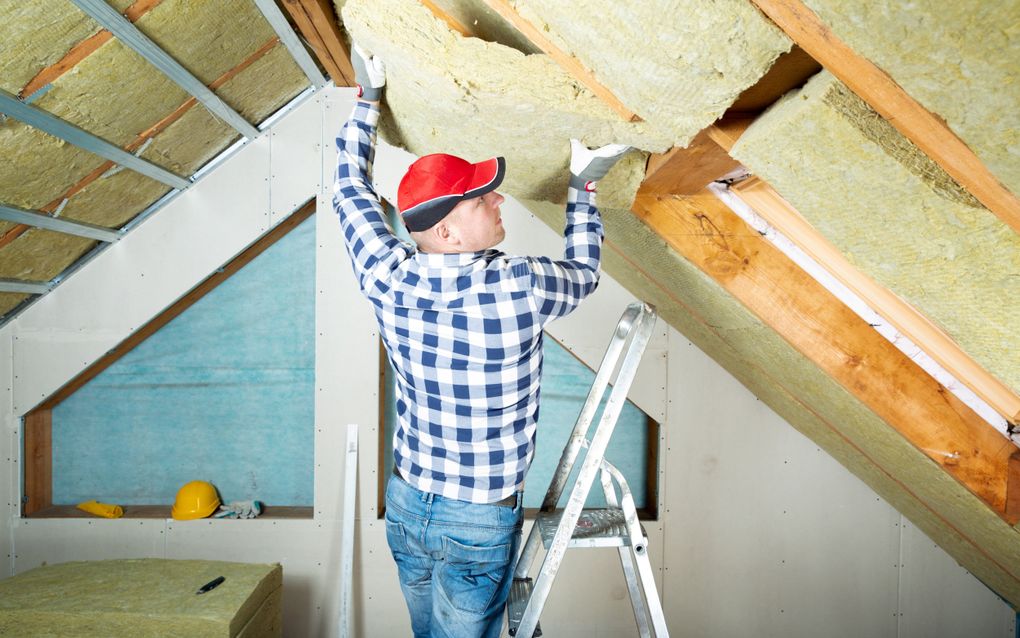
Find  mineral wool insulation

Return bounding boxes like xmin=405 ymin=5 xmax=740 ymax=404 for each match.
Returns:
xmin=801 ymin=0 xmax=1020 ymax=200
xmin=0 ymin=0 xmax=307 ymax=318
xmin=340 ymin=0 xmax=789 ymax=209
xmin=732 ymin=71 xmax=1020 ymax=395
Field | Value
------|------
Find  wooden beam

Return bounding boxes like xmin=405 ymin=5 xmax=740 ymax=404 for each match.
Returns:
xmin=641 ymin=129 xmax=742 ymax=197
xmin=706 ymin=115 xmax=755 ymax=153
xmin=38 ymin=199 xmax=316 ymax=410
xmin=632 ymin=191 xmax=1016 ymax=516
xmin=728 ymin=45 xmax=821 ymax=114
xmin=479 ymin=0 xmax=639 ymax=122
xmin=281 ymin=0 xmax=355 ymax=86
xmin=1007 ymin=452 xmax=1020 ymax=525
xmin=420 ymin=0 xmax=473 ymax=37
xmin=748 ymin=0 xmax=1020 ymax=235
xmin=731 ymin=176 xmax=1020 ymax=426
xmin=20 ymin=0 xmax=163 ymax=98
xmin=23 ymin=409 xmax=52 ymax=516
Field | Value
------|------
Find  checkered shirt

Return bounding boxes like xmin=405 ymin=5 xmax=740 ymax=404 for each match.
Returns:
xmin=333 ymin=101 xmax=603 ymax=503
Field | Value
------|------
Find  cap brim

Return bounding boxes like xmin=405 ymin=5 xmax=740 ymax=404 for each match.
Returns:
xmin=464 ymin=156 xmax=505 ymax=199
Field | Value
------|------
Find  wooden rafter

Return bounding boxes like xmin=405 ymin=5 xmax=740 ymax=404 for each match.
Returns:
xmin=631 ymin=191 xmax=1017 ymax=517
xmin=730 ymin=176 xmax=1020 ymax=425
xmin=641 ymin=129 xmax=742 ymax=197
xmin=749 ymin=0 xmax=1020 ymax=235
xmin=420 ymin=0 xmax=473 ymax=37
xmin=479 ymin=0 xmax=639 ymax=122
xmin=20 ymin=0 xmax=163 ymax=99
xmin=281 ymin=0 xmax=355 ymax=86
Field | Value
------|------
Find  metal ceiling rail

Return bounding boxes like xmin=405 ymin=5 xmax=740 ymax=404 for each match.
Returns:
xmin=0 ymin=278 xmax=51 ymax=295
xmin=252 ymin=0 xmax=327 ymax=89
xmin=0 ymin=89 xmax=191 ymax=190
xmin=0 ymin=203 xmax=124 ymax=243
xmin=69 ymin=0 xmax=262 ymax=140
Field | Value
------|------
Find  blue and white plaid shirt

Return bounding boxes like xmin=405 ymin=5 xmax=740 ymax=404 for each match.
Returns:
xmin=334 ymin=101 xmax=603 ymax=503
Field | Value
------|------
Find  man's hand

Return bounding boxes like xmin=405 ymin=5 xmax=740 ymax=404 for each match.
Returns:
xmin=569 ymin=139 xmax=632 ymax=192
xmin=352 ymin=44 xmax=385 ymax=102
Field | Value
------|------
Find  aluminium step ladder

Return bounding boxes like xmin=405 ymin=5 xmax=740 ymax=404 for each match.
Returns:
xmin=507 ymin=302 xmax=669 ymax=638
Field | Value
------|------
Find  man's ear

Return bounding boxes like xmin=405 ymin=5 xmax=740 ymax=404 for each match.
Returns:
xmin=432 ymin=220 xmax=455 ymax=246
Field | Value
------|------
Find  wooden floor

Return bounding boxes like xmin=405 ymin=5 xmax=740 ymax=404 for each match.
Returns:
xmin=26 ymin=505 xmax=313 ymax=519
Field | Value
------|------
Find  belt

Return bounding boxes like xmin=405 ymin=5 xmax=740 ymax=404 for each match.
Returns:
xmin=392 ymin=467 xmax=519 ymax=507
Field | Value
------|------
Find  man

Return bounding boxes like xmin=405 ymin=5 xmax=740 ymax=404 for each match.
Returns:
xmin=334 ymin=45 xmax=630 ymax=637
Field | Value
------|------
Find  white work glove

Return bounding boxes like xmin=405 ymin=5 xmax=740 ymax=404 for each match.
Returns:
xmin=569 ymin=139 xmax=632 ymax=192
xmin=351 ymin=44 xmax=385 ymax=102
xmin=214 ymin=500 xmax=263 ymax=519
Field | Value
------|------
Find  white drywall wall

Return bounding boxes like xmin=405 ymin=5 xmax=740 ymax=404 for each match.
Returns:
xmin=0 ymin=86 xmax=1013 ymax=637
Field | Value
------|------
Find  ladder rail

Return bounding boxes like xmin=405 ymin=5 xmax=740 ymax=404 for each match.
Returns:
xmin=601 ymin=460 xmax=670 ymax=637
xmin=514 ymin=305 xmax=657 ymax=638
xmin=514 ymin=302 xmax=648 ymax=582
xmin=539 ymin=302 xmax=644 ymax=512
xmin=600 ymin=465 xmax=652 ymax=637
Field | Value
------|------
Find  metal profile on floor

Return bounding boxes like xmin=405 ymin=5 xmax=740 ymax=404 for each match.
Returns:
xmin=69 ymin=0 xmax=261 ymax=140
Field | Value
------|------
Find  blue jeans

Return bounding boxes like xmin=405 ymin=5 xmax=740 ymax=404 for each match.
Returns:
xmin=385 ymin=474 xmax=524 ymax=638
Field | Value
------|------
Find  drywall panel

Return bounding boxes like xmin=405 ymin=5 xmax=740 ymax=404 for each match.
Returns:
xmin=164 ymin=519 xmax=335 ymax=638
xmin=270 ymin=91 xmax=323 ymax=227
xmin=13 ymin=519 xmax=167 ymax=572
xmin=662 ymin=331 xmax=902 ymax=637
xmin=9 ymin=134 xmax=272 ymax=415
xmin=801 ymin=0 xmax=1020 ymax=199
xmin=731 ymin=71 xmax=1020 ymax=395
xmin=897 ymin=518 xmax=1015 ymax=638
xmin=0 ymin=333 xmax=11 ymax=579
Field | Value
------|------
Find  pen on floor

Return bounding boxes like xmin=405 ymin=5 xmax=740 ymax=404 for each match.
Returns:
xmin=196 ymin=576 xmax=225 ymax=595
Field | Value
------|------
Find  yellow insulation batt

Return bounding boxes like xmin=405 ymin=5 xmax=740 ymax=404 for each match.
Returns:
xmin=0 ymin=0 xmax=309 ymax=317
xmin=508 ymin=0 xmax=791 ymax=145
xmin=801 ymin=0 xmax=1020 ymax=200
xmin=731 ymin=71 xmax=1020 ymax=396
xmin=0 ymin=559 xmax=282 ymax=637
xmin=340 ymin=0 xmax=672 ymax=211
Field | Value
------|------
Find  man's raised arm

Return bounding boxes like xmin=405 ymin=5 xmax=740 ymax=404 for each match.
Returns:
xmin=529 ymin=140 xmax=631 ymax=322
xmin=333 ymin=46 xmax=409 ymax=293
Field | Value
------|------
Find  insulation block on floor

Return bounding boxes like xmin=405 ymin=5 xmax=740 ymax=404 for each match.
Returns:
xmin=801 ymin=0 xmax=1020 ymax=199
xmin=0 ymin=559 xmax=282 ymax=637
xmin=731 ymin=71 xmax=1020 ymax=395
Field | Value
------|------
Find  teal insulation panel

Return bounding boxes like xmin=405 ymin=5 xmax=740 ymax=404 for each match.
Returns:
xmin=52 ymin=216 xmax=315 ymax=507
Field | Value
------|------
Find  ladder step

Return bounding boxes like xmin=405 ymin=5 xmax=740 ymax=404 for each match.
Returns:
xmin=507 ymin=577 xmax=543 ymax=636
xmin=536 ymin=508 xmax=639 ymax=548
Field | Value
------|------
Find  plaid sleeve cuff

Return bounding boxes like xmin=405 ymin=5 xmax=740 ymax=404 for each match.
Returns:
xmin=567 ymin=186 xmax=596 ymax=206
xmin=354 ymin=100 xmax=381 ymax=127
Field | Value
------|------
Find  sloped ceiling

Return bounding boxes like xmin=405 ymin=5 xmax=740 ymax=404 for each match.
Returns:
xmin=0 ymin=0 xmax=310 ymax=320
xmin=1 ymin=0 xmax=1018 ymax=611
xmin=336 ymin=0 xmax=1020 ymax=606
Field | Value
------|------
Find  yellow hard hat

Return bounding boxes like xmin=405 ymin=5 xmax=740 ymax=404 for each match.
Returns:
xmin=171 ymin=481 xmax=221 ymax=520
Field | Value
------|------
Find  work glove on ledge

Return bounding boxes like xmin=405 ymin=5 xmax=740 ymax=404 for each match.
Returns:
xmin=213 ymin=500 xmax=263 ymax=519
xmin=569 ymin=139 xmax=632 ymax=192
xmin=352 ymin=43 xmax=385 ymax=102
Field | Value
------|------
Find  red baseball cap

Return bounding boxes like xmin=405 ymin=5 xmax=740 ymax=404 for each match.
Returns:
xmin=397 ymin=153 xmax=506 ymax=232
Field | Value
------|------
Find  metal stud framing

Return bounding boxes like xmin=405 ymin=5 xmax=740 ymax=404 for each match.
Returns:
xmin=0 ymin=89 xmax=191 ymax=190
xmin=0 ymin=278 xmax=51 ymax=295
xmin=252 ymin=0 xmax=327 ymax=89
xmin=0 ymin=203 xmax=124 ymax=243
xmin=69 ymin=0 xmax=262 ymax=140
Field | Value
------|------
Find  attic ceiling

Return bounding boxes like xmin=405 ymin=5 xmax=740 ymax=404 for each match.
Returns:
xmin=2 ymin=0 xmax=1019 ymax=612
